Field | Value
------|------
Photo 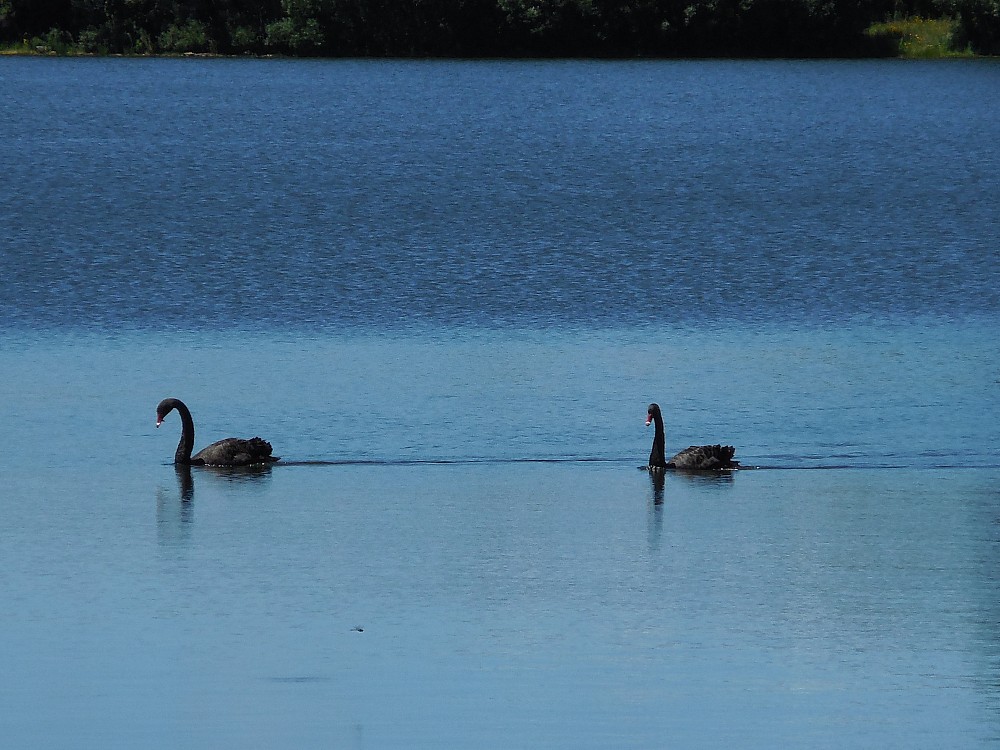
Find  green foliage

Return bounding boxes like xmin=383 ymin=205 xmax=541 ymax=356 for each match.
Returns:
xmin=266 ymin=16 xmax=323 ymax=52
xmin=159 ymin=19 xmax=213 ymax=52
xmin=228 ymin=25 xmax=263 ymax=53
xmin=866 ymin=16 xmax=966 ymax=56
xmin=0 ymin=0 xmax=995 ymax=55
xmin=952 ymin=0 xmax=1000 ymax=53
xmin=76 ymin=27 xmax=105 ymax=53
xmin=34 ymin=26 xmax=74 ymax=53
xmin=265 ymin=0 xmax=327 ymax=53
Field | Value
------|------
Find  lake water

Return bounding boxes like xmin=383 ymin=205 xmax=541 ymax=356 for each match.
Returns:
xmin=1 ymin=57 xmax=999 ymax=748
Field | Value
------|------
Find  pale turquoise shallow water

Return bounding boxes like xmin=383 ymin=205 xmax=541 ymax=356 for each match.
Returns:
xmin=1 ymin=327 xmax=998 ymax=748
xmin=3 ymin=457 xmax=1000 ymax=748
xmin=1 ymin=57 xmax=999 ymax=747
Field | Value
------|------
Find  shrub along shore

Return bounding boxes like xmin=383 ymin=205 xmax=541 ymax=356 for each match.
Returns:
xmin=1 ymin=1 xmax=998 ymax=58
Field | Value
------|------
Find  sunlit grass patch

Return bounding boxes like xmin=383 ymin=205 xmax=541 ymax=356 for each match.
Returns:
xmin=866 ymin=16 xmax=971 ymax=58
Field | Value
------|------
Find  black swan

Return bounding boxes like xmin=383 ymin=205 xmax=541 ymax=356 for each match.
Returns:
xmin=645 ymin=403 xmax=738 ymax=471
xmin=156 ymin=398 xmax=279 ymax=467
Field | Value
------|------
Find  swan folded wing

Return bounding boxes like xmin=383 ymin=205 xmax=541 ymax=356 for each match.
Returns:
xmin=191 ymin=437 xmax=278 ymax=466
xmin=667 ymin=444 xmax=738 ymax=470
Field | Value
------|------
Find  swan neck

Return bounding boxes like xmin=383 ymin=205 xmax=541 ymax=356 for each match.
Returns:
xmin=173 ymin=401 xmax=195 ymax=465
xmin=648 ymin=411 xmax=667 ymax=468
xmin=652 ymin=412 xmax=665 ymax=439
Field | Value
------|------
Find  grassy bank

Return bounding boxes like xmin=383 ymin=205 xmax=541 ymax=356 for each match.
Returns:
xmin=0 ymin=29 xmax=87 ymax=56
xmin=866 ymin=17 xmax=972 ymax=58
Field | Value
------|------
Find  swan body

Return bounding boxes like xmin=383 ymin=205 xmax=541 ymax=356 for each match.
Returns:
xmin=156 ymin=398 xmax=279 ymax=467
xmin=645 ymin=403 xmax=738 ymax=471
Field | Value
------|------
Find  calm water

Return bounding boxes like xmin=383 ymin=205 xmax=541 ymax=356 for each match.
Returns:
xmin=1 ymin=57 xmax=999 ymax=748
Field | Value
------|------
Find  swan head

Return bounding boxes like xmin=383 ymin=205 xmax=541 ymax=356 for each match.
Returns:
xmin=646 ymin=403 xmax=661 ymax=426
xmin=156 ymin=398 xmax=178 ymax=428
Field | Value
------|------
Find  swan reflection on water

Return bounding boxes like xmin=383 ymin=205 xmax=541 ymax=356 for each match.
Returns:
xmin=647 ymin=465 xmax=736 ymax=506
xmin=649 ymin=470 xmax=666 ymax=506
xmin=198 ymin=463 xmax=277 ymax=484
xmin=647 ymin=471 xmax=665 ymax=551
xmin=155 ymin=463 xmax=275 ymax=535
xmin=165 ymin=462 xmax=275 ymax=498
xmin=645 ymin=460 xmax=738 ymax=549
xmin=174 ymin=464 xmax=194 ymax=502
xmin=669 ymin=469 xmax=737 ymax=485
xmin=156 ymin=462 xmax=277 ymax=544
xmin=155 ymin=465 xmax=196 ymax=546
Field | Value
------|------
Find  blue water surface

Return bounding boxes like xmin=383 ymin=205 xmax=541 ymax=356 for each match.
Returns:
xmin=1 ymin=57 xmax=999 ymax=749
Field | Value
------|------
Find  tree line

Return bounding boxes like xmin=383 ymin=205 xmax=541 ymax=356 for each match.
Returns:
xmin=2 ymin=0 xmax=998 ymax=57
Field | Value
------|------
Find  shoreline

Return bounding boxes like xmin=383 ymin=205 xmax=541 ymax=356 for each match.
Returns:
xmin=0 ymin=17 xmax=984 ymax=60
